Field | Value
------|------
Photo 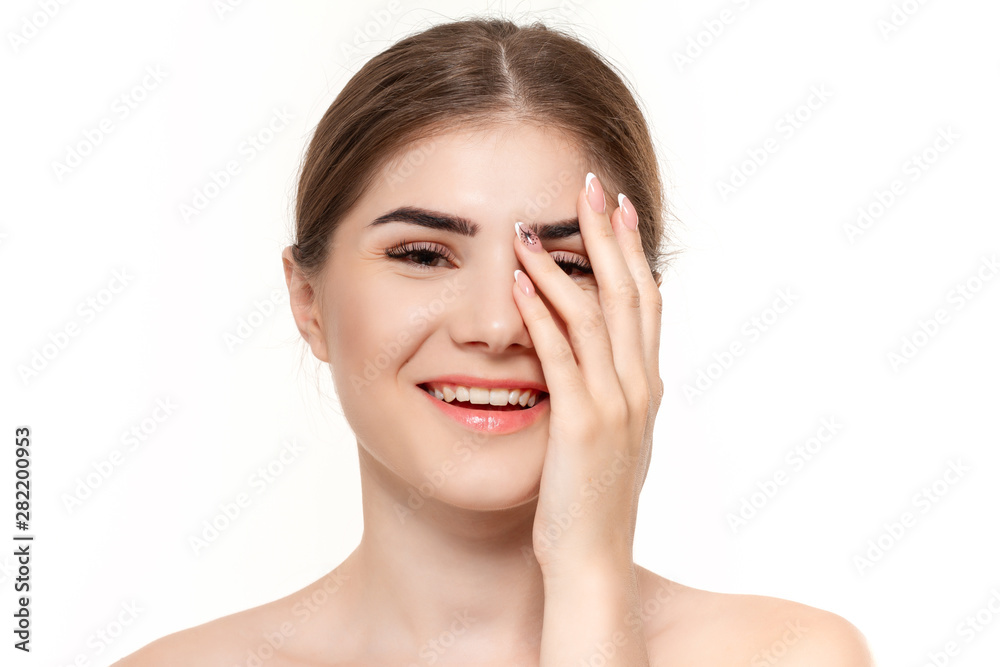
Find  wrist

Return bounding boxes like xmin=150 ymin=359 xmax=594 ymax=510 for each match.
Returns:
xmin=539 ymin=557 xmax=648 ymax=666
xmin=540 ymin=552 xmax=638 ymax=593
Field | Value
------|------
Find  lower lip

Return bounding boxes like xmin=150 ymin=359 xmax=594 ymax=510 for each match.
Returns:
xmin=419 ymin=387 xmax=548 ymax=435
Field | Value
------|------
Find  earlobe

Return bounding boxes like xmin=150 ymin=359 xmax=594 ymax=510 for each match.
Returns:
xmin=281 ymin=246 xmax=330 ymax=362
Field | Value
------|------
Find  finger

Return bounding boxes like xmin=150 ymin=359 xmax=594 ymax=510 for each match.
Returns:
xmin=511 ymin=268 xmax=588 ymax=413
xmin=513 ymin=220 xmax=618 ymax=395
xmin=613 ymin=192 xmax=663 ymax=394
xmin=579 ymin=172 xmax=646 ymax=407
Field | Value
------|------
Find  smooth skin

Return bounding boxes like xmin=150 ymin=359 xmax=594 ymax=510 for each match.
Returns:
xmin=115 ymin=123 xmax=874 ymax=666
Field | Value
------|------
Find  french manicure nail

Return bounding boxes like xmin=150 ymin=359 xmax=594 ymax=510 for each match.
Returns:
xmin=515 ymin=221 xmax=542 ymax=252
xmin=585 ymin=172 xmax=606 ymax=213
xmin=514 ymin=269 xmax=534 ymax=297
xmin=618 ymin=192 xmax=638 ymax=230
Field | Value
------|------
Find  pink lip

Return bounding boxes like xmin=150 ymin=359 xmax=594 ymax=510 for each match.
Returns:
xmin=418 ymin=386 xmax=549 ymax=435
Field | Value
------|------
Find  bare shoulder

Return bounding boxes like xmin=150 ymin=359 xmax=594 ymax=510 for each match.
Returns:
xmin=635 ymin=565 xmax=875 ymax=666
xmin=112 ymin=597 xmax=299 ymax=667
xmin=112 ymin=615 xmax=247 ymax=666
xmin=114 ymin=567 xmax=353 ymax=666
xmin=112 ymin=609 xmax=270 ymax=667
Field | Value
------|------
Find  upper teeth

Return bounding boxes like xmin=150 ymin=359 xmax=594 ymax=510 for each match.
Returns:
xmin=423 ymin=384 xmax=541 ymax=407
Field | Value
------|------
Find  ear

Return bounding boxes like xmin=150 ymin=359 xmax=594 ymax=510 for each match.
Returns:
xmin=282 ymin=246 xmax=330 ymax=362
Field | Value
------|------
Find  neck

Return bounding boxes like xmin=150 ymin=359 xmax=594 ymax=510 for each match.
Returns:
xmin=337 ymin=443 xmax=546 ymax=661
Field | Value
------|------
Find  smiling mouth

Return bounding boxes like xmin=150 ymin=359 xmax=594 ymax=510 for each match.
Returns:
xmin=418 ymin=383 xmax=548 ymax=411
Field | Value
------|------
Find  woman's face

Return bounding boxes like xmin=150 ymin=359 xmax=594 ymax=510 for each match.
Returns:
xmin=289 ymin=123 xmax=605 ymax=511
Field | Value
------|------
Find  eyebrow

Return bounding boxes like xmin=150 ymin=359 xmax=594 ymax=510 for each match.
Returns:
xmin=366 ymin=206 xmax=580 ymax=240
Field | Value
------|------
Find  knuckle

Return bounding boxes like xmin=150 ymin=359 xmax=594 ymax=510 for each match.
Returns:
xmin=646 ymin=288 xmax=663 ymax=317
xmin=572 ymin=304 xmax=605 ymax=334
xmin=551 ymin=343 xmax=576 ymax=365
xmin=616 ymin=277 xmax=641 ymax=311
xmin=594 ymin=221 xmax=617 ymax=242
xmin=525 ymin=307 xmax=550 ymax=327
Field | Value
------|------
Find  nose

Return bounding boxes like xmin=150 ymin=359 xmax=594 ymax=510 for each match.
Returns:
xmin=446 ymin=246 xmax=533 ymax=353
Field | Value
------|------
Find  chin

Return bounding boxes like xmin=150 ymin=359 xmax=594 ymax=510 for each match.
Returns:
xmin=433 ymin=468 xmax=542 ymax=512
xmin=389 ymin=439 xmax=546 ymax=513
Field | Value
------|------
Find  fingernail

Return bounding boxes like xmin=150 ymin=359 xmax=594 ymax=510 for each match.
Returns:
xmin=515 ymin=221 xmax=542 ymax=252
xmin=618 ymin=192 xmax=638 ymax=230
xmin=586 ymin=172 xmax=605 ymax=213
xmin=514 ymin=269 xmax=534 ymax=297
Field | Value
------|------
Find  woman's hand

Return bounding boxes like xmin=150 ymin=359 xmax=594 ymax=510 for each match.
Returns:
xmin=512 ymin=171 xmax=664 ymax=579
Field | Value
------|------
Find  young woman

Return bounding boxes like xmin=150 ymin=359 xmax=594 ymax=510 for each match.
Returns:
xmin=118 ymin=16 xmax=873 ymax=666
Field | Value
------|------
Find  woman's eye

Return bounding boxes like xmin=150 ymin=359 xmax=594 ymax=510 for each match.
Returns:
xmin=403 ymin=250 xmax=450 ymax=267
xmin=383 ymin=243 xmax=591 ymax=277
xmin=383 ymin=241 xmax=455 ymax=270
xmin=552 ymin=253 xmax=593 ymax=278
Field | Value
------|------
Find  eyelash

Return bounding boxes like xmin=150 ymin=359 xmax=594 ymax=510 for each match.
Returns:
xmin=383 ymin=241 xmax=593 ymax=277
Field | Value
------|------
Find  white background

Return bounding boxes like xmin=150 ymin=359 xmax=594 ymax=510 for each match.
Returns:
xmin=3 ymin=0 xmax=999 ymax=665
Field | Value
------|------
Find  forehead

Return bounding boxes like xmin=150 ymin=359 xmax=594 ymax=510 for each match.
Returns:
xmin=361 ymin=123 xmax=588 ymax=222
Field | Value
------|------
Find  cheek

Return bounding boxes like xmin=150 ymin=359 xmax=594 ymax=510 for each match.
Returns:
xmin=330 ymin=280 xmax=404 ymax=359
xmin=324 ymin=280 xmax=422 ymax=474
xmin=326 ymin=277 xmax=446 ymax=406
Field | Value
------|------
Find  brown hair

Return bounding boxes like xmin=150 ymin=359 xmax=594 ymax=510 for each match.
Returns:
xmin=291 ymin=16 xmax=675 ymax=285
